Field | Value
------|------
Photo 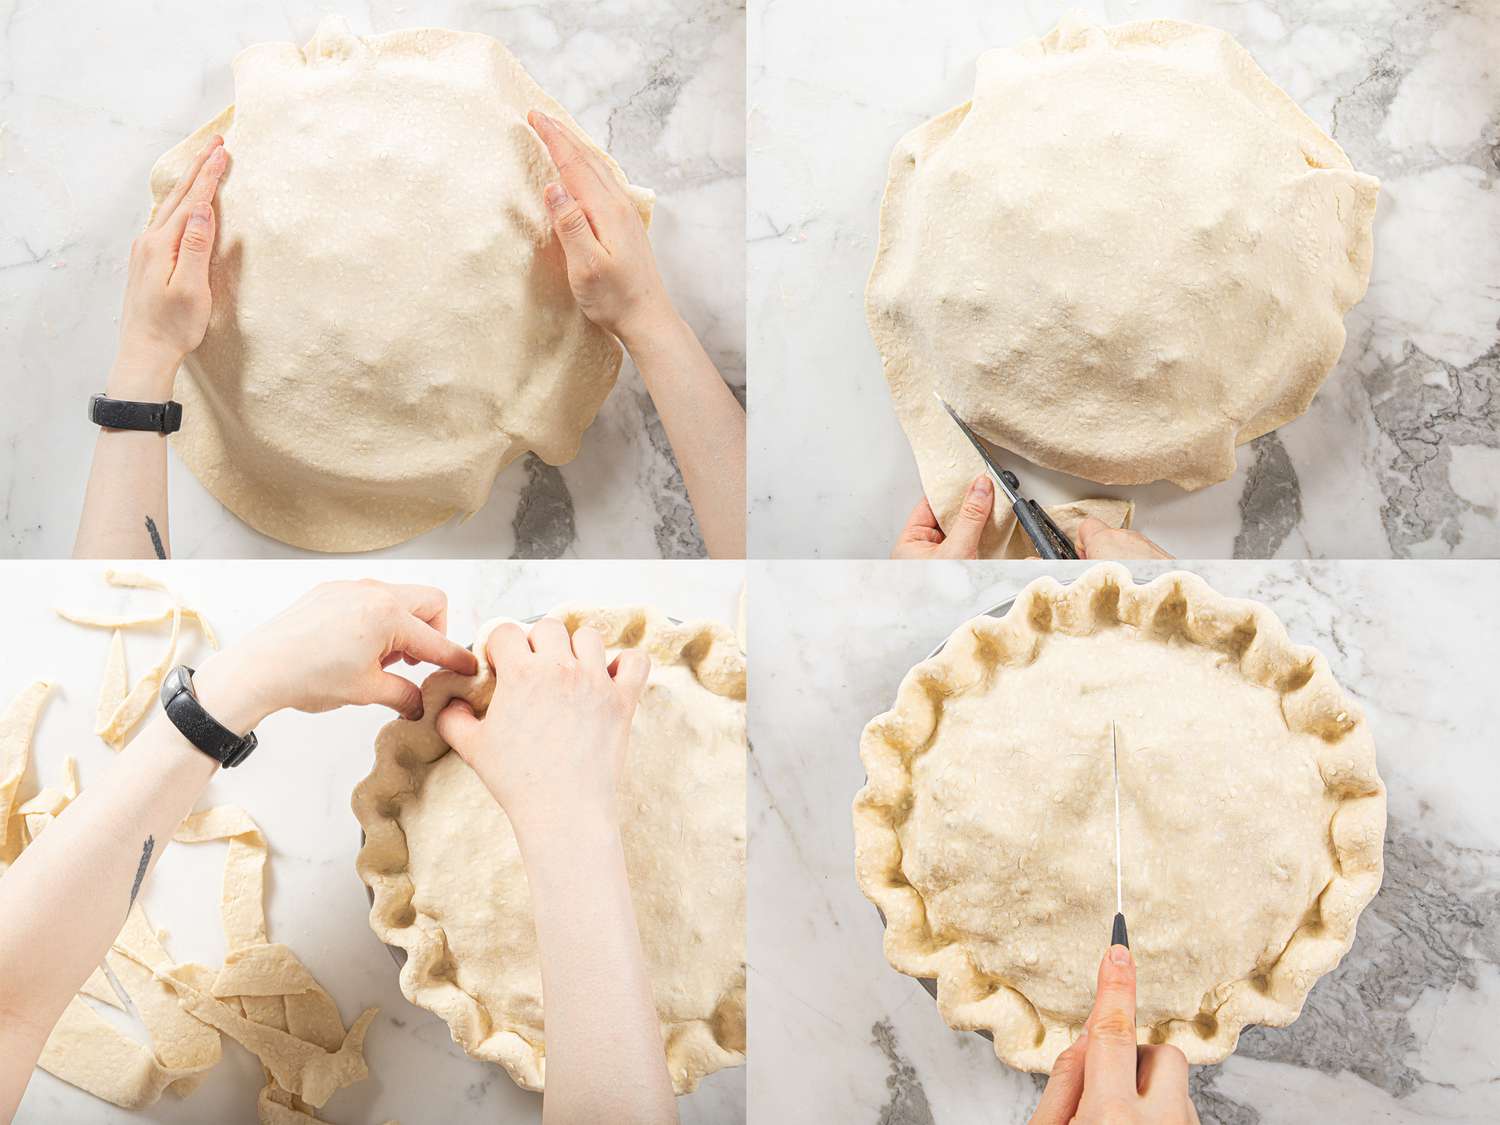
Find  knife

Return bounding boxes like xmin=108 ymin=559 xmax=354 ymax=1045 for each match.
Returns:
xmin=1111 ymin=719 xmax=1129 ymax=949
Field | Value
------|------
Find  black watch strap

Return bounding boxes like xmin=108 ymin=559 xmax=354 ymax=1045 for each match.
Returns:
xmin=160 ymin=665 xmax=257 ymax=768
xmin=89 ymin=393 xmax=183 ymax=434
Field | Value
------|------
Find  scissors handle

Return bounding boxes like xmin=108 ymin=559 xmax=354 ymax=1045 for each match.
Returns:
xmin=1012 ymin=499 xmax=1066 ymax=560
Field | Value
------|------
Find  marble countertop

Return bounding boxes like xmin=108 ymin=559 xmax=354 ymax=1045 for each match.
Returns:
xmin=747 ymin=0 xmax=1500 ymax=559
xmin=748 ymin=560 xmax=1500 ymax=1123
xmin=0 ymin=0 xmax=744 ymax=559
xmin=7 ymin=559 xmax=746 ymax=1124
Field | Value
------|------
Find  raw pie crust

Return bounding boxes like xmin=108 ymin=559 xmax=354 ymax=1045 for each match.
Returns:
xmin=866 ymin=15 xmax=1379 ymax=552
xmin=852 ymin=564 xmax=1385 ymax=1072
xmin=148 ymin=17 xmax=653 ymax=551
xmin=353 ymin=607 xmax=746 ymax=1093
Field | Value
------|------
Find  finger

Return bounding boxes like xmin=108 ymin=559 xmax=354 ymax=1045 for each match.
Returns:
xmin=393 ymin=616 xmax=478 ymax=675
xmin=168 ymin=203 xmax=217 ymax=292
xmin=607 ymin=649 xmax=650 ymax=708
xmin=903 ymin=497 xmax=940 ymax=533
xmin=1077 ymin=519 xmax=1173 ymax=561
xmin=1083 ymin=945 xmax=1139 ymax=1102
xmin=435 ymin=698 xmax=482 ymax=759
xmin=1030 ymin=1029 xmax=1088 ymax=1125
xmin=1076 ymin=517 xmax=1110 ymax=559
xmin=484 ymin=622 xmax=531 ymax=677
xmin=364 ymin=671 xmax=423 ymax=722
xmin=527 ymin=617 xmax=573 ymax=663
xmin=382 ymin=583 xmax=451 ymax=633
xmin=162 ymin=142 xmax=228 ymax=245
xmin=543 ymin=182 xmax=606 ymax=269
xmin=150 ymin=135 xmax=223 ymax=230
xmin=570 ymin=625 xmax=608 ymax=672
xmin=529 ymin=110 xmax=615 ymax=209
xmin=902 ymin=527 xmax=944 ymax=546
xmin=1136 ymin=1043 xmax=1189 ymax=1100
xmin=939 ymin=475 xmax=994 ymax=558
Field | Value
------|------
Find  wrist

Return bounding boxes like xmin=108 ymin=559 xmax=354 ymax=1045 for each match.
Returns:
xmin=511 ymin=802 xmax=622 ymax=861
xmin=108 ymin=345 xmax=183 ymax=401
xmin=188 ymin=652 xmax=275 ymax=736
xmin=615 ymin=299 xmax=686 ymax=357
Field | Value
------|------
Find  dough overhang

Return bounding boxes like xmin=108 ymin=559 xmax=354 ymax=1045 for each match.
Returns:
xmin=866 ymin=15 xmax=1378 ymax=553
xmin=148 ymin=17 xmax=654 ymax=551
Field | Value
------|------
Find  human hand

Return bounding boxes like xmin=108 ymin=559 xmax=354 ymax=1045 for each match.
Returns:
xmin=189 ymin=581 xmax=477 ymax=734
xmin=891 ymin=476 xmax=995 ymax=559
xmin=434 ymin=618 xmax=650 ymax=845
xmin=527 ymin=110 xmax=675 ymax=348
xmin=1077 ymin=517 xmax=1173 ymax=560
xmin=111 ymin=136 xmax=229 ymax=402
xmin=1029 ymin=947 xmax=1199 ymax=1125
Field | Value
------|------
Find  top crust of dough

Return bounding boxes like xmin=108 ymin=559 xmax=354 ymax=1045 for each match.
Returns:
xmin=352 ymin=607 xmax=747 ymax=1094
xmin=851 ymin=564 xmax=1386 ymax=1072
xmin=866 ymin=15 xmax=1379 ymax=543
xmin=148 ymin=18 xmax=653 ymax=552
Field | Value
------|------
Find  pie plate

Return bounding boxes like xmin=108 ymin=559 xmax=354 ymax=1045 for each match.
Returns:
xmin=361 ymin=613 xmax=685 ymax=970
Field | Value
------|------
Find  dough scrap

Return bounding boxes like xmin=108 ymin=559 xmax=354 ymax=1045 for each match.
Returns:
xmin=58 ymin=570 xmax=218 ymax=750
xmin=14 ymin=577 xmax=375 ymax=1121
xmin=147 ymin=16 xmax=654 ymax=552
xmin=353 ymin=607 xmax=747 ymax=1094
xmin=852 ymin=564 xmax=1386 ymax=1071
xmin=866 ymin=14 xmax=1379 ymax=551
xmin=0 ymin=681 xmax=53 ymax=868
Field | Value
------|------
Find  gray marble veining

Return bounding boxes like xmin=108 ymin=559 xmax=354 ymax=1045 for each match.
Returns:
xmin=747 ymin=0 xmax=1500 ymax=559
xmin=748 ymin=560 xmax=1500 ymax=1123
xmin=0 ymin=0 xmax=743 ymax=559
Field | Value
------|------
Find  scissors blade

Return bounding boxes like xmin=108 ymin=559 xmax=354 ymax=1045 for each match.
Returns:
xmin=932 ymin=393 xmax=1019 ymax=502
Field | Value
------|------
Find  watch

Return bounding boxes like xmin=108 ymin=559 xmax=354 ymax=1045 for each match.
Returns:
xmin=159 ymin=665 xmax=258 ymax=768
xmin=89 ymin=393 xmax=183 ymax=434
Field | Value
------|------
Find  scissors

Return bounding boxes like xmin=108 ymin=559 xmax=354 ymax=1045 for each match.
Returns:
xmin=933 ymin=393 xmax=1079 ymax=559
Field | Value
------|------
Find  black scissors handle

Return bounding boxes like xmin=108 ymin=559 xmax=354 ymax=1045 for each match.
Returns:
xmin=1012 ymin=498 xmax=1078 ymax=560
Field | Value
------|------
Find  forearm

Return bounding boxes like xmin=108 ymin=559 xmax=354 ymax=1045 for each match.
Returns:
xmin=621 ymin=315 xmax=746 ymax=559
xmin=521 ymin=821 xmax=677 ymax=1125
xmin=0 ymin=714 xmax=217 ymax=1112
xmin=73 ymin=356 xmax=178 ymax=559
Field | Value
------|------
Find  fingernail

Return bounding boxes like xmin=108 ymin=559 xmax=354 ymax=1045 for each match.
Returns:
xmin=972 ymin=474 xmax=993 ymax=497
xmin=1110 ymin=944 xmax=1131 ymax=966
xmin=188 ymin=203 xmax=213 ymax=225
xmin=534 ymin=110 xmax=556 ymax=130
xmin=544 ymin=183 xmax=570 ymax=210
xmin=1076 ymin=1026 xmax=1088 ymax=1040
xmin=208 ymin=146 xmax=227 ymax=167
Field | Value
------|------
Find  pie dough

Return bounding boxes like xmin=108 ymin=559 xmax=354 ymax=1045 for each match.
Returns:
xmin=866 ymin=15 xmax=1379 ymax=552
xmin=353 ymin=608 xmax=747 ymax=1093
xmin=852 ymin=564 xmax=1385 ymax=1071
xmin=148 ymin=17 xmax=653 ymax=551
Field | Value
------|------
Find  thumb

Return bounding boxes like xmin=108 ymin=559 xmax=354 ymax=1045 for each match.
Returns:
xmin=608 ymin=649 xmax=651 ymax=709
xmin=941 ymin=475 xmax=994 ymax=558
xmin=435 ymin=698 xmax=482 ymax=761
xmin=544 ymin=182 xmax=603 ymax=264
xmin=1076 ymin=517 xmax=1109 ymax=560
xmin=364 ymin=671 xmax=424 ymax=722
xmin=171 ymin=203 xmax=216 ymax=291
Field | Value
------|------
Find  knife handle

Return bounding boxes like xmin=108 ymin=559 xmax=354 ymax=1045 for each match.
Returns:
xmin=1111 ymin=912 xmax=1130 ymax=950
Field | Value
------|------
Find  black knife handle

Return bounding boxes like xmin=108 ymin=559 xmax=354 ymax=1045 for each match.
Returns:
xmin=1111 ymin=912 xmax=1130 ymax=950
